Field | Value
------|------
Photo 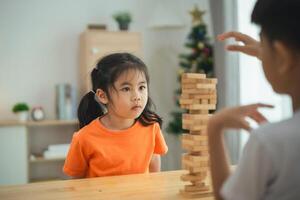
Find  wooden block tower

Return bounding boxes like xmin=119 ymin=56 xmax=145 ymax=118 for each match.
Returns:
xmin=179 ymin=73 xmax=217 ymax=198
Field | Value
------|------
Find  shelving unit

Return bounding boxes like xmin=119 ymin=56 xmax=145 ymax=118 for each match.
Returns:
xmin=79 ymin=30 xmax=143 ymax=95
xmin=0 ymin=120 xmax=78 ymax=185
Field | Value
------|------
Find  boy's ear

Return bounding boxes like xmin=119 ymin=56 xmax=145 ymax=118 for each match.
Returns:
xmin=96 ymin=89 xmax=108 ymax=104
xmin=274 ymin=41 xmax=295 ymax=74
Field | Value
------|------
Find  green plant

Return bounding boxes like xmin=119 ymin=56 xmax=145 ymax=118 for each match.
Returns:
xmin=113 ymin=11 xmax=132 ymax=24
xmin=12 ymin=103 xmax=29 ymax=113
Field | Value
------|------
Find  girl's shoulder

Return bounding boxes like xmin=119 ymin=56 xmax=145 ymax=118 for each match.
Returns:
xmin=75 ymin=119 xmax=100 ymax=138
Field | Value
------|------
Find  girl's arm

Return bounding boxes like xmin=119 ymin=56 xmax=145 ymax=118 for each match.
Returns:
xmin=208 ymin=103 xmax=272 ymax=200
xmin=149 ymin=154 xmax=161 ymax=172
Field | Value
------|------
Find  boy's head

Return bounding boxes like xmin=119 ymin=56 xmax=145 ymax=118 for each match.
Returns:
xmin=251 ymin=0 xmax=300 ymax=94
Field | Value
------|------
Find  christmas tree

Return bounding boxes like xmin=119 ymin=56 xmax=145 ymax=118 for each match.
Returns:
xmin=167 ymin=6 xmax=214 ymax=135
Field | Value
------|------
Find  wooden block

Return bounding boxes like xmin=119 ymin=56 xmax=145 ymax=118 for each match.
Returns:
xmin=182 ymin=142 xmax=209 ymax=152
xmin=182 ymin=83 xmax=216 ymax=90
xmin=205 ymin=78 xmax=218 ymax=84
xmin=182 ymin=118 xmax=209 ymax=126
xmin=181 ymin=78 xmax=217 ymax=85
xmin=183 ymin=114 xmax=211 ymax=120
xmin=183 ymin=160 xmax=210 ymax=169
xmin=179 ymin=98 xmax=200 ymax=105
xmin=195 ymin=84 xmax=216 ymax=89
xmin=191 ymin=94 xmax=217 ymax=100
xmin=182 ymin=124 xmax=207 ymax=131
xmin=200 ymin=99 xmax=209 ymax=104
xmin=183 ymin=165 xmax=209 ymax=173
xmin=182 ymin=88 xmax=216 ymax=94
xmin=187 ymin=104 xmax=216 ymax=110
xmin=182 ymin=134 xmax=208 ymax=145
xmin=181 ymin=134 xmax=208 ymax=142
xmin=181 ymin=83 xmax=198 ymax=89
xmin=182 ymin=153 xmax=209 ymax=162
xmin=181 ymin=78 xmax=199 ymax=84
xmin=182 ymin=157 xmax=210 ymax=168
xmin=209 ymin=99 xmax=217 ymax=104
xmin=185 ymin=184 xmax=210 ymax=192
xmin=180 ymin=173 xmax=207 ymax=182
xmin=181 ymin=93 xmax=217 ymax=99
xmin=182 ymin=137 xmax=208 ymax=146
xmin=179 ymin=189 xmax=213 ymax=198
xmin=189 ymin=110 xmax=209 ymax=114
xmin=182 ymin=73 xmax=206 ymax=79
xmin=189 ymin=130 xmax=207 ymax=135
xmin=189 ymin=151 xmax=210 ymax=156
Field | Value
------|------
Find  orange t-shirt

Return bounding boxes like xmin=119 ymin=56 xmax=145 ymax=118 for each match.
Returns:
xmin=63 ymin=118 xmax=168 ymax=178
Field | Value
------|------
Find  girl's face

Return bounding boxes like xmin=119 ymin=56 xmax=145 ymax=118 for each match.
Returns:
xmin=106 ymin=69 xmax=148 ymax=120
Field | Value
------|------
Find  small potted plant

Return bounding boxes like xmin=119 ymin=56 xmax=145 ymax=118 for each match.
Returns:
xmin=12 ymin=103 xmax=30 ymax=122
xmin=113 ymin=11 xmax=132 ymax=31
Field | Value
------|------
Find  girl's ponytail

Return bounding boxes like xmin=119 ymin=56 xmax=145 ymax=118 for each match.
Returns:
xmin=77 ymin=91 xmax=104 ymax=129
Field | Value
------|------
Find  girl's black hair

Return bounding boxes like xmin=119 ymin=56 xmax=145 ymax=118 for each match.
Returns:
xmin=77 ymin=53 xmax=162 ymax=129
xmin=251 ymin=0 xmax=300 ymax=51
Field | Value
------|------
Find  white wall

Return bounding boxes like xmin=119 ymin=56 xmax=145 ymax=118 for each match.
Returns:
xmin=0 ymin=0 xmax=213 ymax=126
xmin=0 ymin=0 xmax=213 ymax=171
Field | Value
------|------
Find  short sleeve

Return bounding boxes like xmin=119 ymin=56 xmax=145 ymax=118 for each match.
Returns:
xmin=63 ymin=132 xmax=88 ymax=177
xmin=221 ymin=132 xmax=274 ymax=200
xmin=153 ymin=123 xmax=168 ymax=155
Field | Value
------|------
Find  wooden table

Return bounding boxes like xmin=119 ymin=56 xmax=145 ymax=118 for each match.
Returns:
xmin=0 ymin=170 xmax=214 ymax=200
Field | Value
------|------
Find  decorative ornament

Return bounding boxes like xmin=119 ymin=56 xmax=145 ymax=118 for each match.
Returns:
xmin=198 ymin=42 xmax=205 ymax=49
xmin=189 ymin=5 xmax=205 ymax=25
xmin=31 ymin=107 xmax=45 ymax=121
xmin=178 ymin=68 xmax=185 ymax=75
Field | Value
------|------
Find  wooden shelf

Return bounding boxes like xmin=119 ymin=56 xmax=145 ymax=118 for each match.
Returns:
xmin=0 ymin=119 xmax=78 ymax=127
xmin=30 ymin=156 xmax=66 ymax=163
xmin=30 ymin=177 xmax=63 ymax=183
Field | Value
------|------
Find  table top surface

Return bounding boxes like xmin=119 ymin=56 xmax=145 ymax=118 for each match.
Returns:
xmin=0 ymin=170 xmax=214 ymax=200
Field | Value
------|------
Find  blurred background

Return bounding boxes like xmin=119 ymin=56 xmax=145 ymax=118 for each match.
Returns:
xmin=0 ymin=0 xmax=292 ymax=185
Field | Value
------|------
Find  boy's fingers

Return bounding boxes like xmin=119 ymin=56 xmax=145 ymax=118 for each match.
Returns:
xmin=246 ymin=103 xmax=274 ymax=110
xmin=241 ymin=103 xmax=273 ymax=115
xmin=249 ymin=112 xmax=268 ymax=124
xmin=255 ymin=103 xmax=274 ymax=108
xmin=239 ymin=119 xmax=251 ymax=131
xmin=218 ymin=31 xmax=254 ymax=44
xmin=226 ymin=45 xmax=256 ymax=55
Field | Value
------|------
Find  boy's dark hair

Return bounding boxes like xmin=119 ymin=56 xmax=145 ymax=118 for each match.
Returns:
xmin=77 ymin=53 xmax=162 ymax=129
xmin=251 ymin=0 xmax=300 ymax=51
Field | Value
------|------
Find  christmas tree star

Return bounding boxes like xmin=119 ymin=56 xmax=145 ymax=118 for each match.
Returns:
xmin=189 ymin=5 xmax=205 ymax=24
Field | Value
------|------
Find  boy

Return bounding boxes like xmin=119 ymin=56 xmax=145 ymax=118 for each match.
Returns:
xmin=208 ymin=0 xmax=300 ymax=199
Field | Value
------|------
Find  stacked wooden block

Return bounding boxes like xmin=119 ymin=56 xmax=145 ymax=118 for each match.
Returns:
xmin=179 ymin=73 xmax=217 ymax=198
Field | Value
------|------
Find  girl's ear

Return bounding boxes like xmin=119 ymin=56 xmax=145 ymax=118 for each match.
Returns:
xmin=96 ymin=89 xmax=108 ymax=104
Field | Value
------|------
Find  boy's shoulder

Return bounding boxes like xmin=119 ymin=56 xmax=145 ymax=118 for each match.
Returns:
xmin=254 ymin=111 xmax=300 ymax=140
xmin=251 ymin=111 xmax=300 ymax=160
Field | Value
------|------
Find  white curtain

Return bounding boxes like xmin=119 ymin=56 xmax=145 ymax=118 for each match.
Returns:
xmin=210 ymin=0 xmax=292 ymax=164
xmin=209 ymin=0 xmax=241 ymax=164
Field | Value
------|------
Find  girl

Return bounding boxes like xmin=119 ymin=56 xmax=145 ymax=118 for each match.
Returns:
xmin=63 ymin=53 xmax=168 ymax=178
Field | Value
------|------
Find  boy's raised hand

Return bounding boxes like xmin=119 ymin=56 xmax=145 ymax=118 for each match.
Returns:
xmin=218 ymin=31 xmax=261 ymax=60
xmin=208 ymin=103 xmax=273 ymax=133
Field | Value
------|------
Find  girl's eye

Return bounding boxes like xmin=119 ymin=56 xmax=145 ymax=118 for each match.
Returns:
xmin=139 ymin=85 xmax=146 ymax=90
xmin=121 ymin=87 xmax=130 ymax=92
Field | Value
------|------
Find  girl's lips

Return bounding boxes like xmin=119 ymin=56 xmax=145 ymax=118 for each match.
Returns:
xmin=132 ymin=105 xmax=142 ymax=110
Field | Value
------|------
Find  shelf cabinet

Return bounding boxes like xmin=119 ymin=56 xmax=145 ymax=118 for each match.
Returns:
xmin=0 ymin=120 xmax=78 ymax=185
xmin=79 ymin=30 xmax=143 ymax=95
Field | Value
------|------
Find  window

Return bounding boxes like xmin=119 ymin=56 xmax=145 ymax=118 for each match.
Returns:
xmin=237 ymin=0 xmax=292 ymax=149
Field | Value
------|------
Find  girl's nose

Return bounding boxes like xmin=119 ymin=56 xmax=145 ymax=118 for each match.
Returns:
xmin=132 ymin=91 xmax=141 ymax=101
xmin=133 ymin=95 xmax=141 ymax=101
